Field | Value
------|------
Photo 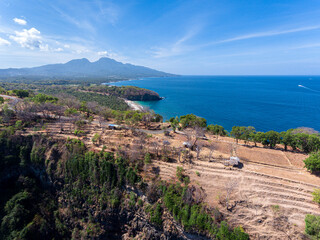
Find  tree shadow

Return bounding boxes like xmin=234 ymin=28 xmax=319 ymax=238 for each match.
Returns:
xmin=236 ymin=162 xmax=244 ymax=169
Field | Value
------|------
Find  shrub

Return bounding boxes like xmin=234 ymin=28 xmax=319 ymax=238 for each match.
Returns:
xmin=312 ymin=189 xmax=320 ymax=204
xmin=144 ymin=152 xmax=151 ymax=164
xmin=149 ymin=203 xmax=163 ymax=226
xmin=304 ymin=152 xmax=320 ymax=173
xmin=92 ymin=134 xmax=101 ymax=144
xmin=305 ymin=214 xmax=320 ymax=239
xmin=74 ymin=130 xmax=84 ymax=136
xmin=176 ymin=166 xmax=185 ymax=181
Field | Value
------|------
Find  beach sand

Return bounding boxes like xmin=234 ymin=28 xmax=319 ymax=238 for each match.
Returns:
xmin=125 ymin=100 xmax=144 ymax=111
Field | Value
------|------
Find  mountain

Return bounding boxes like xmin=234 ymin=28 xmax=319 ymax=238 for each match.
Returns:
xmin=0 ymin=57 xmax=174 ymax=79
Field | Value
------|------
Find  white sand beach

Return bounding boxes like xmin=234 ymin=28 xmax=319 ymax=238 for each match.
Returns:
xmin=125 ymin=100 xmax=144 ymax=111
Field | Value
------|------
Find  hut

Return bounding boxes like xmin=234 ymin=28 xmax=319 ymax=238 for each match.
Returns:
xmin=108 ymin=124 xmax=122 ymax=130
xmin=224 ymin=156 xmax=240 ymax=166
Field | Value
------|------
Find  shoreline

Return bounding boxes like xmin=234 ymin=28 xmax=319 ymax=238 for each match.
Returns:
xmin=124 ymin=99 xmax=145 ymax=111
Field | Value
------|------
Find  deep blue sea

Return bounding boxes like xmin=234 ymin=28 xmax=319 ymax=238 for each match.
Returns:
xmin=111 ymin=76 xmax=320 ymax=132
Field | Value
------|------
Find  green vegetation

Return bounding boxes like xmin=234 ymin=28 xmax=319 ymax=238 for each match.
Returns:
xmin=305 ymin=214 xmax=320 ymax=239
xmin=304 ymin=152 xmax=320 ymax=173
xmin=271 ymin=205 xmax=280 ymax=213
xmin=312 ymin=189 xmax=320 ymax=204
xmin=90 ymin=85 xmax=161 ymax=101
xmin=31 ymin=93 xmax=58 ymax=103
xmin=0 ymin=111 xmax=249 ymax=239
xmin=169 ymin=114 xmax=206 ymax=130
xmin=180 ymin=114 xmax=207 ymax=129
xmin=144 ymin=152 xmax=151 ymax=164
xmin=12 ymin=89 xmax=30 ymax=98
xmin=160 ymin=182 xmax=248 ymax=239
xmin=207 ymin=124 xmax=227 ymax=136
xmin=176 ymin=166 xmax=184 ymax=181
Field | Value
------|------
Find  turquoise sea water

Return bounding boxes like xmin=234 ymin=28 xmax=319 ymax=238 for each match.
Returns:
xmin=111 ymin=76 xmax=320 ymax=132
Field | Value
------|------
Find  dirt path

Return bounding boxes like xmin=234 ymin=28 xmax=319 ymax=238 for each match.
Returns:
xmin=151 ymin=160 xmax=320 ymax=239
xmin=0 ymin=94 xmax=20 ymax=109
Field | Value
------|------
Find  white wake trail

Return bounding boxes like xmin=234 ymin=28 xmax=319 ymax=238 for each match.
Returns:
xmin=298 ymin=84 xmax=320 ymax=93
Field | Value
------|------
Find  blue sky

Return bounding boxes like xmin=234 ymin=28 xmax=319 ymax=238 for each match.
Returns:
xmin=0 ymin=0 xmax=320 ymax=75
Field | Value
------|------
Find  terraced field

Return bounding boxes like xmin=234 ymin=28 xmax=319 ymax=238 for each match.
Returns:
xmin=152 ymin=160 xmax=320 ymax=239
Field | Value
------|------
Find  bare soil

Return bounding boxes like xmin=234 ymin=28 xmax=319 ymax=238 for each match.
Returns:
xmin=24 ymin=117 xmax=320 ymax=239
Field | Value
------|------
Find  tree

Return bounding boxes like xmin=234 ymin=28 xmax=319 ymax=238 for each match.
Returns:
xmin=0 ymin=96 xmax=4 ymax=104
xmin=207 ymin=124 xmax=226 ymax=138
xmin=207 ymin=143 xmax=215 ymax=162
xmin=13 ymin=89 xmax=29 ymax=98
xmin=179 ymin=114 xmax=207 ymax=129
xmin=1 ymin=104 xmax=14 ymax=124
xmin=231 ymin=126 xmax=243 ymax=143
xmin=142 ymin=112 xmax=152 ymax=129
xmin=304 ymin=152 xmax=320 ymax=173
xmin=170 ymin=116 xmax=179 ymax=132
xmin=280 ymin=130 xmax=296 ymax=151
xmin=32 ymin=93 xmax=58 ymax=103
xmin=176 ymin=166 xmax=185 ymax=181
xmin=144 ymin=152 xmax=151 ymax=164
xmin=225 ymin=180 xmax=237 ymax=210
xmin=265 ymin=131 xmax=280 ymax=149
xmin=196 ymin=141 xmax=203 ymax=160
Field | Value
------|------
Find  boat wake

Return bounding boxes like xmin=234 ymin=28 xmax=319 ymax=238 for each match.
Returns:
xmin=298 ymin=84 xmax=320 ymax=93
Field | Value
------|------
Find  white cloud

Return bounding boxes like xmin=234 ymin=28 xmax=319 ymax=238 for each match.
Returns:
xmin=64 ymin=44 xmax=70 ymax=48
xmin=97 ymin=51 xmax=108 ymax=56
xmin=0 ymin=37 xmax=11 ymax=46
xmin=13 ymin=18 xmax=27 ymax=25
xmin=10 ymin=28 xmax=44 ymax=50
xmin=75 ymin=48 xmax=89 ymax=54
xmin=54 ymin=47 xmax=63 ymax=52
xmin=208 ymin=26 xmax=320 ymax=45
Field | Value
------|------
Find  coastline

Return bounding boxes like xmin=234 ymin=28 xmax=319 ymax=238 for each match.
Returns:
xmin=124 ymin=99 xmax=145 ymax=111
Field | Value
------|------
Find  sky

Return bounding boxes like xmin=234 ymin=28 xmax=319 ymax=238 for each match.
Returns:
xmin=0 ymin=0 xmax=320 ymax=75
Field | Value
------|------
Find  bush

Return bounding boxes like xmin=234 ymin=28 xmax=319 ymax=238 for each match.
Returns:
xmin=92 ymin=134 xmax=101 ymax=144
xmin=176 ymin=166 xmax=185 ymax=181
xmin=305 ymin=214 xmax=320 ymax=239
xmin=144 ymin=152 xmax=151 ymax=164
xmin=149 ymin=203 xmax=163 ymax=226
xmin=304 ymin=152 xmax=320 ymax=173
xmin=312 ymin=189 xmax=320 ymax=204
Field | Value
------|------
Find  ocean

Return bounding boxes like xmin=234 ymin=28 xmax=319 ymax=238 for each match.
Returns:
xmin=111 ymin=76 xmax=320 ymax=132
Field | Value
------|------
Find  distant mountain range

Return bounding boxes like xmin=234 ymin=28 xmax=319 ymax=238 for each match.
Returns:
xmin=0 ymin=58 xmax=174 ymax=80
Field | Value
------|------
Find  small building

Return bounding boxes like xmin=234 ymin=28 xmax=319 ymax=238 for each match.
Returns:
xmin=224 ymin=156 xmax=240 ymax=166
xmin=108 ymin=124 xmax=122 ymax=130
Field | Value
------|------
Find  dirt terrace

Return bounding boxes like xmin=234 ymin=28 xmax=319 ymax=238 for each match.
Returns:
xmin=24 ymin=117 xmax=320 ymax=239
